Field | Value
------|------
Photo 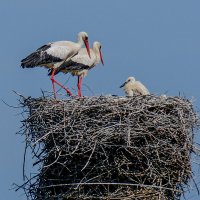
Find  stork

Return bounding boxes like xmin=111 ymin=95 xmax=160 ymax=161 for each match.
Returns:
xmin=120 ymin=77 xmax=150 ymax=96
xmin=49 ymin=41 xmax=104 ymax=97
xmin=21 ymin=32 xmax=91 ymax=98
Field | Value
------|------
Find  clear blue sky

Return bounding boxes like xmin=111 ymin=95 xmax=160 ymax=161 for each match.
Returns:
xmin=0 ymin=0 xmax=200 ymax=199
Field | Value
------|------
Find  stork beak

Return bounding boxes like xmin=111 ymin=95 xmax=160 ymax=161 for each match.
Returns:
xmin=99 ymin=49 xmax=104 ymax=65
xmin=120 ymin=81 xmax=126 ymax=88
xmin=84 ymin=39 xmax=91 ymax=58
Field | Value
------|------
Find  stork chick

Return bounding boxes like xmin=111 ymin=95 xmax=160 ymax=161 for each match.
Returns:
xmin=120 ymin=77 xmax=150 ymax=96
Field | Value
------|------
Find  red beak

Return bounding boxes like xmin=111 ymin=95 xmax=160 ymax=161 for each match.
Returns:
xmin=84 ymin=39 xmax=91 ymax=58
xmin=99 ymin=49 xmax=104 ymax=65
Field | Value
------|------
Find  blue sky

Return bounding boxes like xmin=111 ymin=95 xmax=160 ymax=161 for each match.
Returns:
xmin=0 ymin=0 xmax=200 ymax=199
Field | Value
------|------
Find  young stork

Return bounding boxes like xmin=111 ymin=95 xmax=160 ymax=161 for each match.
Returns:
xmin=49 ymin=41 xmax=104 ymax=97
xmin=21 ymin=32 xmax=91 ymax=98
xmin=120 ymin=77 xmax=150 ymax=96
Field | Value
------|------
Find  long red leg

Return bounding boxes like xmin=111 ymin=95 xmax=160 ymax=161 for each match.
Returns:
xmin=50 ymin=69 xmax=57 ymax=98
xmin=54 ymin=79 xmax=73 ymax=96
xmin=77 ymin=76 xmax=80 ymax=97
xmin=77 ymin=76 xmax=83 ymax=97
xmin=80 ymin=76 xmax=83 ymax=96
xmin=50 ymin=69 xmax=73 ymax=97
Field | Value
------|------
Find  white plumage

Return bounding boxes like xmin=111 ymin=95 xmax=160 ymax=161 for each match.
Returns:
xmin=45 ymin=45 xmax=71 ymax=62
xmin=58 ymin=41 xmax=103 ymax=73
xmin=120 ymin=77 xmax=150 ymax=96
xmin=21 ymin=32 xmax=91 ymax=98
xmin=52 ymin=41 xmax=104 ymax=97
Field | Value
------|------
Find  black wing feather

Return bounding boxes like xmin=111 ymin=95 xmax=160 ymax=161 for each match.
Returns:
xmin=21 ymin=44 xmax=62 ymax=68
xmin=48 ymin=60 xmax=90 ymax=76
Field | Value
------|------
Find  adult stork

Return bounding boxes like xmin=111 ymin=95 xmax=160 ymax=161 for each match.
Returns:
xmin=120 ymin=77 xmax=150 ymax=96
xmin=21 ymin=32 xmax=91 ymax=98
xmin=49 ymin=41 xmax=104 ymax=97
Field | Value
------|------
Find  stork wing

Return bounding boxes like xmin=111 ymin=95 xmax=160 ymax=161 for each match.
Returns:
xmin=52 ymin=49 xmax=96 ymax=75
xmin=21 ymin=42 xmax=71 ymax=68
xmin=134 ymin=81 xmax=150 ymax=95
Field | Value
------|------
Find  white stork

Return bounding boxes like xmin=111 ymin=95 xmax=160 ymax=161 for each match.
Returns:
xmin=120 ymin=77 xmax=150 ymax=96
xmin=49 ymin=41 xmax=104 ymax=97
xmin=21 ymin=32 xmax=91 ymax=98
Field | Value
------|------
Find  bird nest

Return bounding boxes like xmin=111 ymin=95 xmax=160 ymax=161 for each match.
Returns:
xmin=17 ymin=95 xmax=199 ymax=200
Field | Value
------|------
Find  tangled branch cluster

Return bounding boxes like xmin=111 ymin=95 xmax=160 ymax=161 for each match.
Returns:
xmin=18 ymin=95 xmax=199 ymax=200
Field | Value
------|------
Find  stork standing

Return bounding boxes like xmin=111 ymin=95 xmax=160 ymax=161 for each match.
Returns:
xmin=120 ymin=77 xmax=150 ymax=96
xmin=50 ymin=41 xmax=104 ymax=97
xmin=21 ymin=32 xmax=91 ymax=98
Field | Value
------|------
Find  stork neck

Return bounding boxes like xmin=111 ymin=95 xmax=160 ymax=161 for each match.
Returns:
xmin=77 ymin=35 xmax=84 ymax=46
xmin=93 ymin=45 xmax=101 ymax=63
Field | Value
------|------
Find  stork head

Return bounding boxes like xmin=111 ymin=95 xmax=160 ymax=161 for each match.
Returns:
xmin=78 ymin=32 xmax=91 ymax=58
xmin=120 ymin=76 xmax=135 ymax=88
xmin=93 ymin=41 xmax=104 ymax=65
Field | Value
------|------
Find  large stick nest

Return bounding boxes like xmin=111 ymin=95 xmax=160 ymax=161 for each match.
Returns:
xmin=18 ymin=95 xmax=199 ymax=200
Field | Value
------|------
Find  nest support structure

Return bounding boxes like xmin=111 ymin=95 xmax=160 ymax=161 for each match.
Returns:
xmin=18 ymin=95 xmax=199 ymax=200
